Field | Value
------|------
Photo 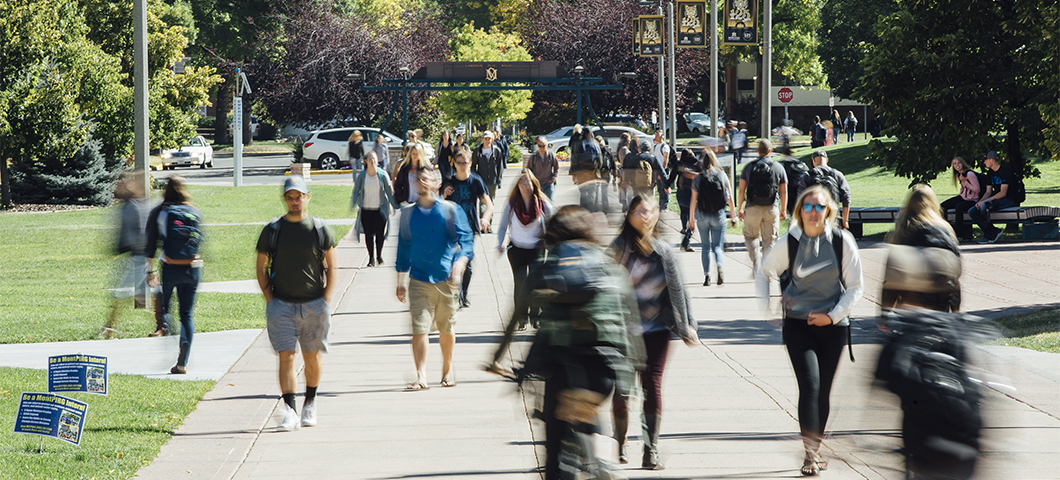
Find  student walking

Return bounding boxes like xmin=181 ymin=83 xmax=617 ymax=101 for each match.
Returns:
xmin=351 ymin=152 xmax=396 ymax=267
xmin=255 ymin=176 xmax=338 ymax=431
xmin=396 ymin=167 xmax=474 ymax=390
xmin=145 ymin=176 xmax=204 ymax=374
xmin=495 ymin=170 xmax=554 ymax=330
xmin=442 ymin=148 xmax=494 ymax=308
xmin=688 ymin=149 xmax=737 ymax=286
xmin=347 ymin=130 xmax=365 ymax=176
xmin=393 ymin=144 xmax=429 ymax=206
xmin=756 ymin=185 xmax=864 ymax=476
xmin=608 ymin=194 xmax=698 ymax=469
xmin=525 ymin=136 xmax=559 ymax=201
xmin=737 ymin=139 xmax=788 ymax=274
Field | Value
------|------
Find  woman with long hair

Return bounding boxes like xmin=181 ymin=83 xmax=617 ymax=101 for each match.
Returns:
xmin=435 ymin=130 xmax=455 ymax=180
xmin=756 ymin=185 xmax=864 ymax=476
xmin=145 ymin=175 xmax=204 ymax=374
xmin=351 ymin=152 xmax=396 ymax=267
xmin=372 ymin=133 xmax=390 ymax=173
xmin=617 ymin=132 xmax=634 ymax=210
xmin=688 ymin=148 xmax=737 ymax=286
xmin=939 ymin=157 xmax=980 ymax=241
xmin=347 ymin=130 xmax=365 ymax=175
xmin=608 ymin=194 xmax=697 ymax=469
xmin=392 ymin=143 xmax=429 ymax=205
xmin=844 ymin=111 xmax=858 ymax=142
xmin=495 ymin=169 xmax=554 ymax=330
xmin=886 ymin=184 xmax=962 ymax=312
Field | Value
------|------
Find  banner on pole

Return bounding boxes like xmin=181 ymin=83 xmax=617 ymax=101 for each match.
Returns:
xmin=639 ymin=15 xmax=665 ymax=57
xmin=48 ymin=354 xmax=108 ymax=395
xmin=676 ymin=0 xmax=707 ymax=48
xmin=723 ymin=0 xmax=757 ymax=45
xmin=14 ymin=393 xmax=88 ymax=446
xmin=632 ymin=17 xmax=641 ymax=56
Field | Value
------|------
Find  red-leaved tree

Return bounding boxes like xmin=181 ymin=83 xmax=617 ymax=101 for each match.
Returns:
xmin=253 ymin=2 xmax=450 ymax=131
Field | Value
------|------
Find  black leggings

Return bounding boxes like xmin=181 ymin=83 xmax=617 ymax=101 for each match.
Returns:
xmin=542 ymin=347 xmax=616 ymax=480
xmin=940 ymin=196 xmax=976 ymax=239
xmin=360 ymin=209 xmax=386 ymax=261
xmin=783 ymin=318 xmax=848 ymax=452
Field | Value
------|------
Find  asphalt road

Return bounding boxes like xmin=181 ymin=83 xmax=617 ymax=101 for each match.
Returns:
xmin=152 ymin=153 xmax=315 ymax=186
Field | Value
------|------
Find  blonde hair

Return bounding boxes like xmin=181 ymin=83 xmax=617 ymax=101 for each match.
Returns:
xmin=792 ymin=185 xmax=838 ymax=229
xmin=702 ymin=148 xmax=719 ymax=171
xmin=950 ymin=156 xmax=973 ymax=188
xmin=889 ymin=184 xmax=956 ymax=243
xmin=347 ymin=130 xmax=363 ymax=142
xmin=397 ymin=143 xmax=427 ymax=173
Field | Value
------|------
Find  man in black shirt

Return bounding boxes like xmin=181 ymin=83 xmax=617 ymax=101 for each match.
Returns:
xmin=969 ymin=151 xmax=1018 ymax=244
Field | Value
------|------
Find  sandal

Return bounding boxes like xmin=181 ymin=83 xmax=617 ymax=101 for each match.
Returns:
xmin=811 ymin=451 xmax=828 ymax=471
xmin=440 ymin=372 xmax=456 ymax=387
xmin=801 ymin=456 xmax=820 ymax=476
xmin=405 ymin=381 xmax=430 ymax=391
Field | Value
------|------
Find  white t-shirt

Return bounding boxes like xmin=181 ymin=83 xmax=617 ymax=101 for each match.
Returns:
xmin=652 ymin=142 xmax=670 ymax=167
xmin=407 ymin=171 xmax=420 ymax=204
xmin=362 ymin=173 xmax=381 ymax=209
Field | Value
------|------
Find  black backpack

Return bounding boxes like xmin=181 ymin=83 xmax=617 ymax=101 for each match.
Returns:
xmin=747 ymin=158 xmax=779 ymax=206
xmin=780 ymin=159 xmax=809 ymax=212
xmin=875 ymin=311 xmax=983 ymax=469
xmin=803 ymin=167 xmax=842 ymax=204
xmin=1010 ymin=175 xmax=1026 ymax=204
xmin=161 ymin=204 xmax=203 ymax=261
xmin=696 ymin=170 xmax=727 ymax=214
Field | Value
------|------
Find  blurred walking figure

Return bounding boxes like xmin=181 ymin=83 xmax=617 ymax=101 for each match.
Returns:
xmin=569 ymin=128 xmax=605 ymax=212
xmin=495 ymin=169 xmax=554 ymax=330
xmin=102 ymin=171 xmax=150 ymax=338
xmin=616 ymin=133 xmax=635 ymax=210
xmin=256 ymin=176 xmax=338 ymax=431
xmin=608 ymin=194 xmax=697 ymax=469
xmin=442 ymin=148 xmax=493 ymax=308
xmin=738 ymin=139 xmax=788 ymax=274
xmin=671 ymin=148 xmax=702 ymax=251
xmin=886 ymin=184 xmax=962 ymax=312
xmin=347 ymin=130 xmax=365 ymax=176
xmin=688 ymin=149 xmax=737 ymax=286
xmin=526 ymin=136 xmax=559 ymax=201
xmin=435 ymin=130 xmax=455 ymax=180
xmin=396 ymin=167 xmax=474 ymax=390
xmin=372 ymin=132 xmax=390 ymax=173
xmin=488 ymin=206 xmax=643 ymax=480
xmin=392 ymin=144 xmax=429 ymax=206
xmin=756 ymin=185 xmax=864 ymax=476
xmin=351 ymin=152 xmax=396 ymax=267
xmin=877 ymin=213 xmax=990 ymax=478
xmin=145 ymin=176 xmax=204 ymax=374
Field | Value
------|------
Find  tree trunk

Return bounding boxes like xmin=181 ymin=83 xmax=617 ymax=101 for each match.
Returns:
xmin=1 ymin=155 xmax=10 ymax=208
xmin=214 ymin=85 xmax=230 ymax=145
xmin=1006 ymin=120 xmax=1024 ymax=178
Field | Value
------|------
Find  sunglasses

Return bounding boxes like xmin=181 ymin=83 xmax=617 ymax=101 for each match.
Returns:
xmin=802 ymin=203 xmax=827 ymax=213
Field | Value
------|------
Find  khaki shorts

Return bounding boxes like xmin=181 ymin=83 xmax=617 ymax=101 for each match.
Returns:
xmin=409 ymin=278 xmax=458 ymax=335
xmin=743 ymin=204 xmax=779 ymax=244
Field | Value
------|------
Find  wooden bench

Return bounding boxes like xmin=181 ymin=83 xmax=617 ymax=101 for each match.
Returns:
xmin=847 ymin=206 xmax=1060 ymax=240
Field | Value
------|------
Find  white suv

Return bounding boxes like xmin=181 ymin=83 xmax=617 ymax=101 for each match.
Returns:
xmin=301 ymin=127 xmax=432 ymax=170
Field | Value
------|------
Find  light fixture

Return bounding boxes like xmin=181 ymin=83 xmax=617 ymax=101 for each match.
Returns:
xmin=573 ymin=66 xmax=584 ymax=74
xmin=346 ymin=73 xmax=364 ymax=80
xmin=619 ymin=72 xmax=637 ymax=79
xmin=398 ymin=66 xmax=410 ymax=74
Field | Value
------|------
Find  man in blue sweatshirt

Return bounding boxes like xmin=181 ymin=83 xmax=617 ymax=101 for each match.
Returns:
xmin=395 ymin=166 xmax=475 ymax=390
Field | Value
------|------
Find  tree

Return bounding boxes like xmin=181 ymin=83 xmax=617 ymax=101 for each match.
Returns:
xmin=817 ymin=0 xmax=896 ymax=100
xmin=857 ymin=0 xmax=1058 ymax=184
xmin=525 ymin=0 xmax=706 ymax=125
xmin=252 ymin=2 xmax=450 ymax=131
xmin=432 ymin=24 xmax=534 ymax=128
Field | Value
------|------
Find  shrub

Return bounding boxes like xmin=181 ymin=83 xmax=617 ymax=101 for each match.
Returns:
xmin=10 ymin=138 xmax=119 ymax=205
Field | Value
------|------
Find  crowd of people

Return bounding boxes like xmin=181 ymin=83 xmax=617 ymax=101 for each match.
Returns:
xmin=103 ymin=125 xmax=1013 ymax=479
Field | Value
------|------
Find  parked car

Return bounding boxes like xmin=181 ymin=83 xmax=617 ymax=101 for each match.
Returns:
xmin=228 ymin=114 xmax=260 ymax=139
xmin=684 ymin=112 xmax=721 ymax=134
xmin=301 ymin=127 xmax=434 ymax=170
xmin=539 ymin=125 xmax=653 ymax=157
xmin=161 ymin=136 xmax=213 ymax=170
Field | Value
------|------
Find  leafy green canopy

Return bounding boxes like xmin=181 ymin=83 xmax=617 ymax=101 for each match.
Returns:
xmin=856 ymin=0 xmax=1058 ymax=183
xmin=432 ymin=24 xmax=533 ymax=127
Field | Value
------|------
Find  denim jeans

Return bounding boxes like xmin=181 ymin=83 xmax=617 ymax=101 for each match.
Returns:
xmin=677 ymin=188 xmax=692 ymax=246
xmin=968 ymin=197 xmax=1018 ymax=236
xmin=540 ymin=182 xmax=555 ymax=202
xmin=696 ymin=209 xmax=727 ymax=276
xmin=160 ymin=265 xmax=200 ymax=349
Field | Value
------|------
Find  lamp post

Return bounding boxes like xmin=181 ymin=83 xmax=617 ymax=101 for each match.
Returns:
xmin=573 ymin=66 xmax=585 ymax=124
xmin=399 ymin=66 xmax=410 ymax=145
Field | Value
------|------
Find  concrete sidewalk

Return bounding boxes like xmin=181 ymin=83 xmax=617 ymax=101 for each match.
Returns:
xmin=134 ymin=169 xmax=1059 ymax=479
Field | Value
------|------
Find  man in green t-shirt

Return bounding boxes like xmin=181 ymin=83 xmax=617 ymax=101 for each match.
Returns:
xmin=255 ymin=176 xmax=338 ymax=431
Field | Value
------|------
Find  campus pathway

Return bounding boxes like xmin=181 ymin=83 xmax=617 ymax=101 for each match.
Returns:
xmin=96 ymin=167 xmax=1060 ymax=479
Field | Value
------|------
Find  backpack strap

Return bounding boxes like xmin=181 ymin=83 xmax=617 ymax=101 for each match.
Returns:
xmin=831 ymin=226 xmax=854 ymax=362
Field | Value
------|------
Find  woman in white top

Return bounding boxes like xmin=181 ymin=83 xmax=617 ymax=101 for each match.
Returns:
xmin=496 ymin=169 xmax=554 ymax=330
xmin=351 ymin=152 xmax=396 ymax=267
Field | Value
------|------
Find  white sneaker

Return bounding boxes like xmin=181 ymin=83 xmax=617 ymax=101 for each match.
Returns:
xmin=278 ymin=404 xmax=299 ymax=431
xmin=301 ymin=402 xmax=317 ymax=427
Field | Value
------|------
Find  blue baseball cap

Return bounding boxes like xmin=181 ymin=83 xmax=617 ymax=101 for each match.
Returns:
xmin=284 ymin=175 xmax=309 ymax=194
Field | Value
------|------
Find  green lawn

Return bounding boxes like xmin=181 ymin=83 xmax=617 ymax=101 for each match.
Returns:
xmin=669 ymin=138 xmax=1060 ymax=239
xmin=990 ymin=307 xmax=1060 ymax=353
xmin=0 ymin=367 xmax=213 ymax=479
xmin=0 ymin=185 xmax=353 ymax=344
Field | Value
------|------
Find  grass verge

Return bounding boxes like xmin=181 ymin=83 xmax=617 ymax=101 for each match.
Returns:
xmin=0 ymin=367 xmax=213 ymax=479
xmin=989 ymin=307 xmax=1060 ymax=353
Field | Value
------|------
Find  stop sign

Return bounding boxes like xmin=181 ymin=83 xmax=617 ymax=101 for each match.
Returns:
xmin=778 ymin=87 xmax=794 ymax=104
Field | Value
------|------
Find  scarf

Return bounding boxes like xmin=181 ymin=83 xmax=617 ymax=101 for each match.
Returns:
xmin=511 ymin=195 xmax=542 ymax=226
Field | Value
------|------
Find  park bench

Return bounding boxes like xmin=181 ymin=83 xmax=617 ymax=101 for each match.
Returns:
xmin=846 ymin=206 xmax=1060 ymax=240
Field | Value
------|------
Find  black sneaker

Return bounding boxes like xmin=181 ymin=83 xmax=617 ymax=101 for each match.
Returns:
xmin=703 ymin=275 xmax=711 ymax=286
xmin=717 ymin=271 xmax=725 ymax=285
xmin=366 ymin=259 xmax=376 ymax=267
